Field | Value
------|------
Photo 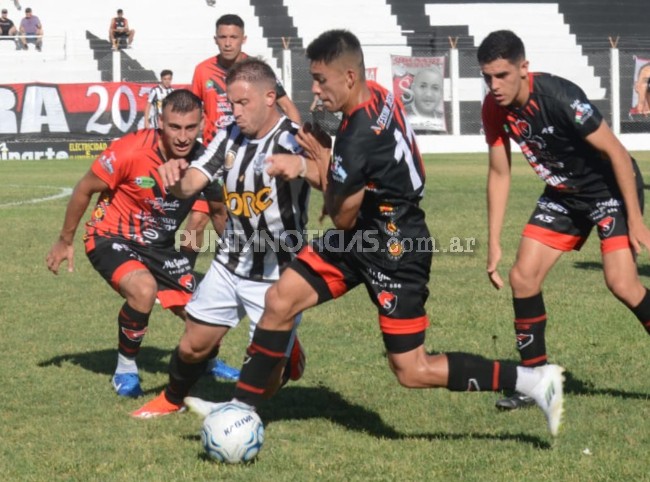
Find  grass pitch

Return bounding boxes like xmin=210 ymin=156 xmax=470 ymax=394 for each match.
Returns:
xmin=0 ymin=153 xmax=648 ymax=481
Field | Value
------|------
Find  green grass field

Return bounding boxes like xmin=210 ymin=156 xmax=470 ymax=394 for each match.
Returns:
xmin=1 ymin=153 xmax=648 ymax=481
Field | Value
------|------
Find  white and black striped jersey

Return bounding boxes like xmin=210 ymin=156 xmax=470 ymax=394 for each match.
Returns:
xmin=191 ymin=116 xmax=310 ymax=281
xmin=147 ymin=85 xmax=174 ymax=129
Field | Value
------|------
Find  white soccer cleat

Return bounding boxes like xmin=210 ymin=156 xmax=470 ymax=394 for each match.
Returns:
xmin=522 ymin=364 xmax=565 ymax=436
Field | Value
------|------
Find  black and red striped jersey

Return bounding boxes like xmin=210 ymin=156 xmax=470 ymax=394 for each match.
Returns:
xmin=191 ymin=116 xmax=310 ymax=281
xmin=191 ymin=53 xmax=288 ymax=145
xmin=86 ymin=129 xmax=214 ymax=248
xmin=328 ymin=80 xmax=428 ymax=267
xmin=483 ymin=72 xmax=624 ymax=198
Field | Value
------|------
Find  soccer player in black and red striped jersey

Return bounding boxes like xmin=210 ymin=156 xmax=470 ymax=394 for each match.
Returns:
xmin=45 ymin=90 xmax=220 ymax=399
xmin=478 ymin=30 xmax=650 ymax=410
xmin=185 ymin=30 xmax=566 ymax=437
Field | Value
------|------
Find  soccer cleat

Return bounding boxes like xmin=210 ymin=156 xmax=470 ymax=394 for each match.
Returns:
xmin=521 ymin=364 xmax=565 ymax=436
xmin=495 ymin=393 xmax=536 ymax=410
xmin=131 ymin=391 xmax=185 ymax=418
xmin=210 ymin=358 xmax=240 ymax=381
xmin=281 ymin=336 xmax=306 ymax=386
xmin=111 ymin=372 xmax=144 ymax=398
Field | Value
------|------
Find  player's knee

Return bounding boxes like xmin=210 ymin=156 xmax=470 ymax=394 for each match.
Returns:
xmin=178 ymin=336 xmax=215 ymax=362
xmin=260 ymin=285 xmax=293 ymax=329
xmin=121 ymin=275 xmax=157 ymax=307
xmin=509 ymin=264 xmax=541 ymax=294
xmin=390 ymin=363 xmax=429 ymax=388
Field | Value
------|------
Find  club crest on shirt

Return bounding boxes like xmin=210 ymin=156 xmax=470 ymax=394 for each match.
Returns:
xmin=253 ymin=152 xmax=267 ymax=174
xmin=224 ymin=150 xmax=236 ymax=170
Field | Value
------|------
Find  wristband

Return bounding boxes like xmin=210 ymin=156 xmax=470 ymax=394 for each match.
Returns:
xmin=298 ymin=155 xmax=307 ymax=178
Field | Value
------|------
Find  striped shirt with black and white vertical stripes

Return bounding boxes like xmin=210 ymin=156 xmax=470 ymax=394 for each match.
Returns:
xmin=191 ymin=116 xmax=310 ymax=281
xmin=147 ymin=85 xmax=174 ymax=129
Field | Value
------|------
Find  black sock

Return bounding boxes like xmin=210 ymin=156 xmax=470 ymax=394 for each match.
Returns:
xmin=166 ymin=347 xmax=210 ymax=405
xmin=630 ymin=288 xmax=650 ymax=335
xmin=513 ymin=293 xmax=547 ymax=366
xmin=233 ymin=328 xmax=292 ymax=407
xmin=446 ymin=352 xmax=517 ymax=391
xmin=117 ymin=302 xmax=150 ymax=358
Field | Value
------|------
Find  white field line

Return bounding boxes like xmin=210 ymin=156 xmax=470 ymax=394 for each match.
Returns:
xmin=0 ymin=186 xmax=73 ymax=207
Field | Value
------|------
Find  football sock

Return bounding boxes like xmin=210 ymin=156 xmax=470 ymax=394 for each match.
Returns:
xmin=117 ymin=302 xmax=150 ymax=358
xmin=513 ymin=293 xmax=548 ymax=366
xmin=233 ymin=327 xmax=292 ymax=407
xmin=115 ymin=352 xmax=137 ymax=374
xmin=630 ymin=288 xmax=650 ymax=335
xmin=446 ymin=352 xmax=517 ymax=391
xmin=166 ymin=347 xmax=210 ymax=405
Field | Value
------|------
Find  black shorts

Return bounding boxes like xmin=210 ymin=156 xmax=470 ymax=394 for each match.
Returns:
xmin=85 ymin=234 xmax=197 ymax=308
xmin=291 ymin=232 xmax=431 ymax=353
xmin=523 ymin=191 xmax=641 ymax=254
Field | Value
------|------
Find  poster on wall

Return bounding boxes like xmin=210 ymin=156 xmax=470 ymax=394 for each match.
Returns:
xmin=630 ymin=56 xmax=650 ymax=117
xmin=391 ymin=55 xmax=446 ymax=132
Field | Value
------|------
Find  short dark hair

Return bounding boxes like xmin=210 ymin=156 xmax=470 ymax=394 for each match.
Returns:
xmin=161 ymin=89 xmax=202 ymax=114
xmin=117 ymin=8 xmax=123 ymax=14
xmin=225 ymin=58 xmax=277 ymax=91
xmin=216 ymin=14 xmax=244 ymax=30
xmin=160 ymin=69 xmax=173 ymax=78
xmin=306 ymin=30 xmax=365 ymax=73
xmin=25 ymin=7 xmax=32 ymax=13
xmin=477 ymin=30 xmax=526 ymax=65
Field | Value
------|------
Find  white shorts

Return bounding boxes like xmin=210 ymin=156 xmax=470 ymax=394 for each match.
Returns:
xmin=186 ymin=260 xmax=300 ymax=352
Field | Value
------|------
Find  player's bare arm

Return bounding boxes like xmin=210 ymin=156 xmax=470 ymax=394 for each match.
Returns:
xmin=486 ymin=143 xmax=512 ymax=289
xmin=324 ymin=187 xmax=365 ymax=231
xmin=46 ymin=170 xmax=109 ymax=275
xmin=586 ymin=121 xmax=650 ymax=253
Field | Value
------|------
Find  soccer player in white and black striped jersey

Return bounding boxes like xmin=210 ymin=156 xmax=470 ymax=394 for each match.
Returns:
xmin=144 ymin=70 xmax=174 ymax=130
xmin=132 ymin=58 xmax=323 ymax=418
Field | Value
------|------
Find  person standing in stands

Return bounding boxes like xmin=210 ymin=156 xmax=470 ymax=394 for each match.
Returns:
xmin=145 ymin=70 xmax=174 ymax=130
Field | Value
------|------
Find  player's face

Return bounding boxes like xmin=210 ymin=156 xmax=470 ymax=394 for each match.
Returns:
xmin=160 ymin=74 xmax=172 ymax=88
xmin=227 ymin=79 xmax=277 ymax=139
xmin=480 ymin=58 xmax=529 ymax=108
xmin=310 ymin=60 xmax=351 ymax=113
xmin=159 ymin=108 xmax=202 ymax=159
xmin=215 ymin=25 xmax=246 ymax=64
xmin=412 ymin=69 xmax=443 ymax=116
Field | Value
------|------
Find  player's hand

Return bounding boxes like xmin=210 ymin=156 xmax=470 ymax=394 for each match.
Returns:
xmin=297 ymin=122 xmax=331 ymax=168
xmin=265 ymin=154 xmax=304 ymax=180
xmin=627 ymin=220 xmax=650 ymax=255
xmin=157 ymin=158 xmax=189 ymax=189
xmin=46 ymin=239 xmax=74 ymax=275
xmin=487 ymin=244 xmax=504 ymax=290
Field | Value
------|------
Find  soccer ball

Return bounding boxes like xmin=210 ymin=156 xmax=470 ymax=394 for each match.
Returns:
xmin=201 ymin=402 xmax=265 ymax=464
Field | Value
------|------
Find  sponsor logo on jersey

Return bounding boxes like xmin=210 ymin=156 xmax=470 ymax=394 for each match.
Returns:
xmin=135 ymin=176 xmax=156 ymax=189
xmin=383 ymin=220 xmax=400 ymax=236
xmin=377 ymin=290 xmax=398 ymax=314
xmin=179 ymin=273 xmax=196 ymax=291
xmin=366 ymin=181 xmax=378 ymax=192
xmin=99 ymin=152 xmax=116 ymax=174
xmin=330 ymin=155 xmax=348 ymax=183
xmin=598 ymin=216 xmax=615 ymax=237
xmin=371 ymin=92 xmax=395 ymax=135
xmin=225 ymin=187 xmax=273 ymax=218
xmin=378 ymin=203 xmax=395 ymax=216
xmin=224 ymin=150 xmax=236 ymax=170
xmin=386 ymin=239 xmax=404 ymax=260
xmin=571 ymin=100 xmax=594 ymax=125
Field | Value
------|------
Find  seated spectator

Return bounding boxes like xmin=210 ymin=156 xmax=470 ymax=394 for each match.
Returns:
xmin=109 ymin=9 xmax=135 ymax=50
xmin=18 ymin=7 xmax=42 ymax=51
xmin=0 ymin=9 xmax=19 ymax=50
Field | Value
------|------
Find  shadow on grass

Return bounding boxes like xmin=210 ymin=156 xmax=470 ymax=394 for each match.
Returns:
xmin=564 ymin=370 xmax=649 ymax=400
xmin=573 ymin=260 xmax=650 ymax=278
xmin=39 ymin=348 xmax=551 ymax=448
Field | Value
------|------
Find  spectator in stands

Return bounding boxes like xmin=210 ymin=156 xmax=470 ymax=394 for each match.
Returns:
xmin=145 ymin=69 xmax=174 ymax=129
xmin=0 ymin=8 xmax=19 ymax=50
xmin=109 ymin=8 xmax=135 ymax=51
xmin=18 ymin=7 xmax=42 ymax=52
xmin=403 ymin=66 xmax=445 ymax=131
xmin=630 ymin=62 xmax=650 ymax=116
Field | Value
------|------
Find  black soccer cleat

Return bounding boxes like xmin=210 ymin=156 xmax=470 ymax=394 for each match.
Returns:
xmin=495 ymin=392 xmax=536 ymax=410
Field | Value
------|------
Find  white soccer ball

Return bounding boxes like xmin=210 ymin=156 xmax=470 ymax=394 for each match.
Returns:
xmin=201 ymin=402 xmax=265 ymax=464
